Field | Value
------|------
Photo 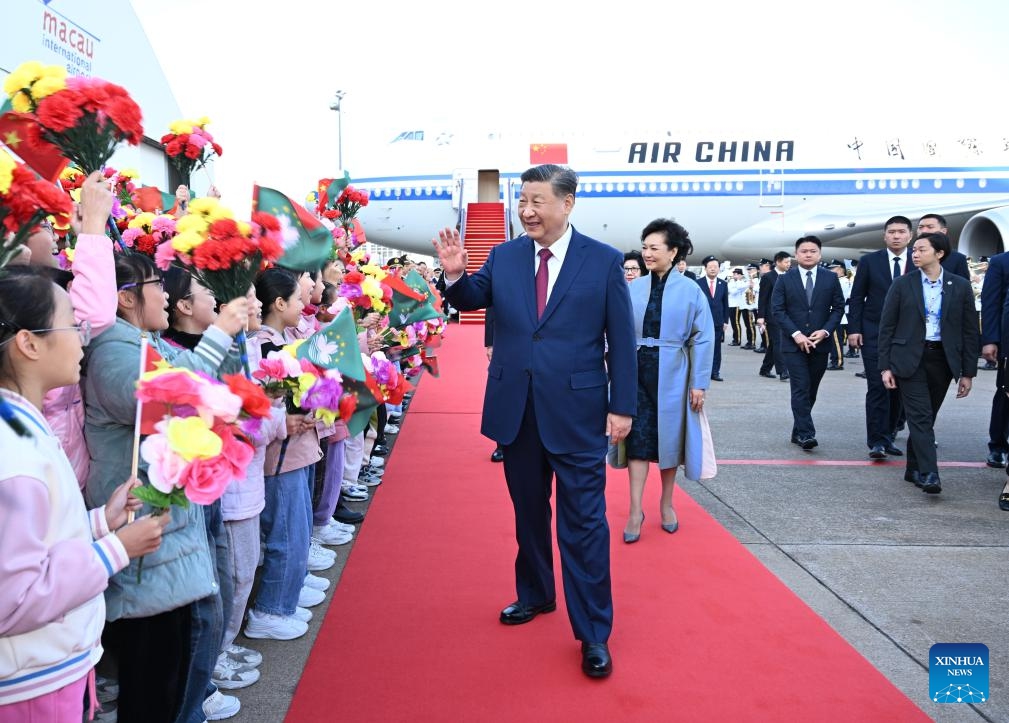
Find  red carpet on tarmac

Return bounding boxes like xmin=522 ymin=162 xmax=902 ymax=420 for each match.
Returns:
xmin=287 ymin=325 xmax=929 ymax=722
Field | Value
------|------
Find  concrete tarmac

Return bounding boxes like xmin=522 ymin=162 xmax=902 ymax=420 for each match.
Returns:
xmin=231 ymin=343 xmax=1007 ymax=723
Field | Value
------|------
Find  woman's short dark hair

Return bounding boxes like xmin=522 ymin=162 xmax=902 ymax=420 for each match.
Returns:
xmin=623 ymin=251 xmax=646 ymax=275
xmin=0 ymin=269 xmax=59 ymax=388
xmin=915 ymin=232 xmax=950 ymax=260
xmin=255 ymin=267 xmax=299 ymax=312
xmin=115 ymin=252 xmax=160 ymax=318
xmin=640 ymin=218 xmax=693 ymax=264
xmin=164 ymin=265 xmax=195 ymax=328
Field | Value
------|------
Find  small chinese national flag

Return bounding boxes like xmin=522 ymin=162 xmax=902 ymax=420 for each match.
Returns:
xmin=529 ymin=143 xmax=568 ymax=165
xmin=139 ymin=344 xmax=170 ymax=435
xmin=0 ymin=111 xmax=69 ymax=182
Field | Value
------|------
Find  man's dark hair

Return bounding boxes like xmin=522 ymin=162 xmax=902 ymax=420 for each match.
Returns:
xmin=795 ymin=235 xmax=822 ymax=250
xmin=884 ymin=215 xmax=913 ymax=232
xmin=639 ymin=218 xmax=693 ymax=264
xmin=920 ymin=213 xmax=948 ymax=228
xmin=773 ymin=251 xmax=791 ymax=263
xmin=520 ymin=164 xmax=578 ymax=198
xmin=915 ymin=232 xmax=950 ymax=260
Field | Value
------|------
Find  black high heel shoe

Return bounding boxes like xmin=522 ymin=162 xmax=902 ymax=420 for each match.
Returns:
xmin=623 ymin=513 xmax=644 ymax=544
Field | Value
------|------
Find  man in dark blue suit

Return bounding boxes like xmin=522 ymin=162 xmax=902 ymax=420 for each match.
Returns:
xmin=771 ymin=236 xmax=845 ymax=449
xmin=917 ymin=213 xmax=970 ymax=279
xmin=698 ymin=255 xmax=730 ymax=381
xmin=981 ymin=252 xmax=1009 ymax=468
xmin=433 ymin=165 xmax=636 ymax=678
xmin=848 ymin=216 xmax=914 ymax=459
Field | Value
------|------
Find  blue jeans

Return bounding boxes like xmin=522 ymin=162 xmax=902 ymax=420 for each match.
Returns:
xmin=254 ymin=466 xmax=311 ymax=616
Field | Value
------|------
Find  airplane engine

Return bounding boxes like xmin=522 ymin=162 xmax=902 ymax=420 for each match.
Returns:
xmin=958 ymin=207 xmax=1009 ymax=259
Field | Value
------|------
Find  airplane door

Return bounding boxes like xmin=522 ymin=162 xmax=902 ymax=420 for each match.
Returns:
xmin=452 ymin=168 xmax=478 ymax=210
xmin=759 ymin=168 xmax=784 ymax=207
xmin=477 ymin=170 xmax=501 ymax=203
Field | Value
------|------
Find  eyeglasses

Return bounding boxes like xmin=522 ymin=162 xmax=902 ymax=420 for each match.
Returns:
xmin=0 ymin=319 xmax=91 ymax=347
xmin=623 ymin=267 xmax=642 ymax=274
xmin=118 ymin=276 xmax=164 ymax=292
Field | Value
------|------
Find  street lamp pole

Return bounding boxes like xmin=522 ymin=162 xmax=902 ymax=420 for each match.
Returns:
xmin=329 ymin=90 xmax=346 ymax=170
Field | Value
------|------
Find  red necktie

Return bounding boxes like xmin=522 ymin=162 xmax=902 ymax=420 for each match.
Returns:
xmin=536 ymin=248 xmax=552 ymax=317
xmin=709 ymin=279 xmax=716 ymax=298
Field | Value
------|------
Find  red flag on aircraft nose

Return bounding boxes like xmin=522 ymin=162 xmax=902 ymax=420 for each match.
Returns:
xmin=529 ymin=143 xmax=568 ymax=165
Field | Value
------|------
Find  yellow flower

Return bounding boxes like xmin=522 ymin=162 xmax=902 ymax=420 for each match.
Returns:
xmin=172 ymin=230 xmax=205 ymax=254
xmin=0 ymin=152 xmax=15 ymax=195
xmin=236 ymin=220 xmax=251 ymax=237
xmin=31 ymin=70 xmax=67 ymax=99
xmin=166 ymin=416 xmax=222 ymax=461
xmin=293 ymin=372 xmax=317 ymax=405
xmin=361 ymin=275 xmax=383 ymax=299
xmin=129 ymin=212 xmax=157 ymax=230
xmin=197 ymin=116 xmax=211 ymax=128
xmin=60 ymin=167 xmax=83 ymax=181
xmin=169 ymin=119 xmax=195 ymax=135
xmin=9 ymin=93 xmax=31 ymax=113
xmin=3 ymin=61 xmax=44 ymax=97
xmin=68 ymin=188 xmax=81 ymax=203
xmin=283 ymin=339 xmax=307 ymax=356
xmin=359 ymin=263 xmax=387 ymax=280
xmin=176 ymin=214 xmax=210 ymax=236
xmin=64 ymin=247 xmax=75 ymax=264
xmin=119 ymin=168 xmax=140 ymax=179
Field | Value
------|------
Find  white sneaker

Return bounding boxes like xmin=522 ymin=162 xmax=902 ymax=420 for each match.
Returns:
xmin=313 ymin=523 xmax=353 ymax=546
xmin=224 ymin=643 xmax=262 ymax=667
xmin=340 ymin=484 xmax=369 ymax=501
xmin=292 ymin=606 xmax=313 ymax=622
xmin=384 ymin=423 xmax=400 ymax=434
xmin=244 ymin=609 xmax=308 ymax=640
xmin=303 ymin=572 xmax=331 ymax=592
xmin=212 ymin=654 xmax=260 ymax=690
xmin=360 ymin=473 xmax=383 ymax=488
xmin=368 ymin=456 xmax=385 ymax=468
xmin=203 ymin=690 xmax=241 ymax=720
xmin=326 ymin=517 xmax=356 ymax=533
xmin=307 ymin=541 xmax=336 ymax=571
xmin=310 ymin=537 xmax=337 ymax=559
xmin=95 ymin=675 xmax=119 ymax=704
xmin=298 ymin=585 xmax=326 ymax=608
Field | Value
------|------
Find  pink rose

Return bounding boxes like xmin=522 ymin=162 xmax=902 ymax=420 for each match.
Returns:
xmin=179 ymin=456 xmax=232 ymax=505
xmin=139 ymin=431 xmax=186 ymax=493
xmin=137 ymin=370 xmax=204 ymax=409
xmin=215 ymin=424 xmax=255 ymax=478
xmin=198 ymin=383 xmax=242 ymax=423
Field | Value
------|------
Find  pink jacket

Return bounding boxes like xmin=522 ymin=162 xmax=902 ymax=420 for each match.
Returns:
xmin=41 ymin=234 xmax=117 ymax=489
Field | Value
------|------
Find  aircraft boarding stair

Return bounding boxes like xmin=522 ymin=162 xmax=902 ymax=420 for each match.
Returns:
xmin=459 ymin=202 xmax=508 ymax=325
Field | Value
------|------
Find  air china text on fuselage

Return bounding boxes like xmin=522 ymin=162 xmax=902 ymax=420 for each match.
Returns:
xmin=627 ymin=140 xmax=795 ymax=164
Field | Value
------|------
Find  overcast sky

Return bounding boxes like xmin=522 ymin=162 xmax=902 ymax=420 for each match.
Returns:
xmin=129 ymin=0 xmax=1009 ymax=209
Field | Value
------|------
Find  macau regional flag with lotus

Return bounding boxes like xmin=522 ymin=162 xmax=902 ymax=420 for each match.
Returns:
xmin=253 ymin=184 xmax=332 ymax=270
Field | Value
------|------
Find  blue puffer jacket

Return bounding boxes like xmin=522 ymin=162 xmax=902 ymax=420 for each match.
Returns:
xmin=82 ymin=318 xmax=237 ymax=620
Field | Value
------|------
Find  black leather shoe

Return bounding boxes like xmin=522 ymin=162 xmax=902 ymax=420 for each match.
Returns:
xmin=869 ymin=444 xmax=886 ymax=460
xmin=919 ymin=472 xmax=942 ymax=494
xmin=759 ymin=370 xmax=776 ymax=378
xmin=883 ymin=444 xmax=903 ymax=456
xmin=999 ymin=490 xmax=1009 ymax=511
xmin=986 ymin=451 xmax=1008 ymax=468
xmin=729 ymin=341 xmax=741 ymax=346
xmin=826 ymin=363 xmax=843 ymax=371
xmin=742 ymin=343 xmax=755 ymax=350
xmin=904 ymin=469 xmax=921 ymax=486
xmin=499 ymin=600 xmax=556 ymax=625
xmin=798 ymin=437 xmax=818 ymax=450
xmin=490 ymin=447 xmax=504 ymax=463
xmin=581 ymin=642 xmax=612 ymax=678
xmin=855 ymin=371 xmax=866 ymax=378
xmin=844 ymin=350 xmax=859 ymax=358
xmin=371 ymin=443 xmax=390 ymax=457
xmin=334 ymin=504 xmax=365 ymax=524
xmin=754 ymin=346 xmax=767 ymax=354
xmin=710 ymin=374 xmax=724 ymax=382
xmin=779 ymin=373 xmax=790 ymax=382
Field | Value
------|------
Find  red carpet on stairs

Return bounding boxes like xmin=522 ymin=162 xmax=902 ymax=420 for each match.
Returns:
xmin=287 ymin=324 xmax=929 ymax=722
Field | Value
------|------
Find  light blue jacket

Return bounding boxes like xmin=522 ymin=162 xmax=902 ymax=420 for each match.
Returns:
xmin=83 ymin=318 xmax=235 ymax=620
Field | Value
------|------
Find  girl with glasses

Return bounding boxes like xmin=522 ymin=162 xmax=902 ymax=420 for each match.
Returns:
xmin=81 ymin=252 xmax=250 ymax=723
xmin=0 ymin=269 xmax=168 ymax=722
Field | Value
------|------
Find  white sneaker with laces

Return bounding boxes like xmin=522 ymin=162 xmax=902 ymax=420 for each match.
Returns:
xmin=303 ymin=572 xmax=331 ymax=592
xmin=292 ymin=606 xmax=313 ymax=622
xmin=313 ymin=523 xmax=353 ymax=546
xmin=212 ymin=653 xmax=260 ymax=690
xmin=203 ymin=690 xmax=241 ymax=720
xmin=326 ymin=518 xmax=356 ymax=533
xmin=369 ymin=456 xmax=385 ymax=467
xmin=298 ymin=585 xmax=326 ymax=608
xmin=224 ymin=643 xmax=262 ymax=667
xmin=384 ymin=423 xmax=400 ymax=434
xmin=310 ymin=537 xmax=337 ymax=558
xmin=340 ymin=485 xmax=369 ymax=501
xmin=360 ymin=473 xmax=383 ymax=488
xmin=307 ymin=540 xmax=336 ymax=571
xmin=244 ymin=609 xmax=308 ymax=640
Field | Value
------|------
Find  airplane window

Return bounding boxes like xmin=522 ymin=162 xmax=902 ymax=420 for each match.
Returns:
xmin=979 ymin=178 xmax=988 ymax=189
xmin=692 ymin=182 xmax=700 ymax=191
xmin=900 ymin=180 xmax=908 ymax=189
xmin=934 ymin=179 xmax=943 ymax=189
xmin=616 ymin=183 xmax=625 ymax=192
xmin=956 ymin=178 xmax=965 ymax=189
xmin=736 ymin=181 xmax=744 ymax=191
xmin=889 ymin=180 xmax=897 ymax=190
xmin=867 ymin=180 xmax=876 ymax=190
xmin=662 ymin=182 xmax=670 ymax=192
xmin=911 ymin=179 xmax=920 ymax=189
xmin=424 ymin=187 xmax=432 ymax=195
xmin=405 ymin=188 xmax=413 ymax=196
xmin=703 ymin=182 xmax=711 ymax=192
xmin=648 ymin=182 xmax=657 ymax=192
xmin=714 ymin=182 xmax=722 ymax=191
xmin=855 ymin=180 xmax=864 ymax=190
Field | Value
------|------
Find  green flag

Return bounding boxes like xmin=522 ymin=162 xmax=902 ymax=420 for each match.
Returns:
xmin=253 ymin=184 xmax=331 ymax=270
xmin=342 ymin=375 xmax=382 ymax=436
xmin=321 ymin=171 xmax=351 ymax=208
xmin=388 ymin=269 xmax=445 ymax=327
xmin=295 ymin=308 xmax=366 ymax=381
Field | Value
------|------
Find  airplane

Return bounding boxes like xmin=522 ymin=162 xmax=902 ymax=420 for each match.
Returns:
xmin=353 ymin=127 xmax=1009 ymax=264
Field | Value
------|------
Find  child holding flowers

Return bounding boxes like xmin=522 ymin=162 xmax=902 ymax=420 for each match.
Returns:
xmin=82 ymin=252 xmax=249 ymax=723
xmin=246 ymin=268 xmax=324 ymax=642
xmin=0 ymin=269 xmax=167 ymax=722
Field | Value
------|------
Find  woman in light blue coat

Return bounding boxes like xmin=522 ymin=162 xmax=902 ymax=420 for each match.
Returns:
xmin=622 ymin=219 xmax=716 ymax=543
